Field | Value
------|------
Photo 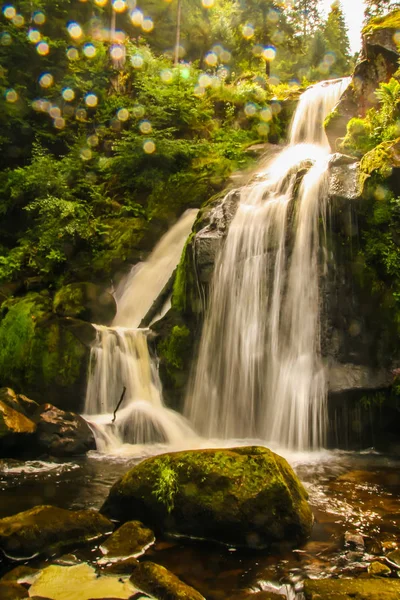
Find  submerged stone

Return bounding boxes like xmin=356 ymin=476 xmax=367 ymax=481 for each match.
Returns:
xmin=0 ymin=505 xmax=113 ymax=559
xmin=303 ymin=577 xmax=400 ymax=599
xmin=1 ymin=565 xmax=38 ymax=584
xmin=99 ymin=521 xmax=155 ymax=562
xmin=101 ymin=446 xmax=313 ymax=550
xmin=0 ymin=581 xmax=29 ymax=599
xmin=28 ymin=563 xmax=136 ymax=600
xmin=386 ymin=549 xmax=400 ymax=567
xmin=130 ymin=561 xmax=204 ymax=600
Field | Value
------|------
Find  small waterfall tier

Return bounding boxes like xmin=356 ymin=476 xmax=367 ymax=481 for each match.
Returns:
xmin=184 ymin=78 xmax=350 ymax=451
xmin=83 ymin=210 xmax=198 ymax=451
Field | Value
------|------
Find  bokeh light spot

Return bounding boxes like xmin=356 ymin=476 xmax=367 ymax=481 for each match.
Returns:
xmin=54 ymin=117 xmax=66 ymax=129
xmin=1 ymin=33 xmax=12 ymax=46
xmin=160 ymin=69 xmax=173 ymax=83
xmin=132 ymin=105 xmax=145 ymax=118
xmin=130 ymin=9 xmax=143 ymax=26
xmin=67 ymin=22 xmax=83 ymax=40
xmin=62 ymin=88 xmax=75 ymax=101
xmin=83 ymin=43 xmax=96 ymax=58
xmin=87 ymin=134 xmax=99 ymax=147
xmin=260 ymin=107 xmax=272 ymax=122
xmin=117 ymin=108 xmax=129 ymax=121
xmin=205 ymin=51 xmax=218 ymax=67
xmin=139 ymin=120 xmax=152 ymax=134
xmin=142 ymin=17 xmax=154 ymax=32
xmin=67 ymin=47 xmax=79 ymax=60
xmin=12 ymin=14 xmax=24 ymax=27
xmin=244 ymin=102 xmax=257 ymax=117
xmin=5 ymin=89 xmax=18 ymax=103
xmin=39 ymin=73 xmax=54 ymax=88
xmin=80 ymin=148 xmax=93 ymax=160
xmin=37 ymin=41 xmax=49 ymax=56
xmin=143 ymin=140 xmax=155 ymax=154
xmin=242 ymin=23 xmax=254 ymax=40
xmin=131 ymin=54 xmax=144 ymax=68
xmin=33 ymin=11 xmax=46 ymax=25
xmin=76 ymin=108 xmax=87 ymax=121
xmin=202 ymin=0 xmax=214 ymax=7
xmin=3 ymin=5 xmax=16 ymax=19
xmin=112 ymin=0 xmax=127 ymax=12
xmin=28 ymin=29 xmax=41 ymax=43
xmin=263 ymin=46 xmax=276 ymax=61
xmin=85 ymin=93 xmax=98 ymax=107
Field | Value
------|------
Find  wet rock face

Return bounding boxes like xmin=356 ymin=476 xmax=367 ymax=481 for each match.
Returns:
xmin=0 ymin=505 xmax=113 ymax=560
xmin=101 ymin=446 xmax=313 ymax=550
xmin=130 ymin=561 xmax=205 ymax=600
xmin=33 ymin=404 xmax=95 ymax=457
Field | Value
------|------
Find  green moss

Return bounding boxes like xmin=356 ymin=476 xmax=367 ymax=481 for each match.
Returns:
xmin=340 ymin=117 xmax=374 ymax=157
xmin=171 ymin=233 xmax=196 ymax=314
xmin=323 ymin=107 xmax=340 ymax=131
xmin=157 ymin=325 xmax=191 ymax=372
xmin=359 ymin=141 xmax=394 ymax=188
xmin=363 ymin=9 xmax=400 ymax=34
xmin=53 ymin=285 xmax=84 ymax=317
xmin=0 ymin=294 xmax=86 ymax=396
xmin=102 ymin=446 xmax=313 ymax=549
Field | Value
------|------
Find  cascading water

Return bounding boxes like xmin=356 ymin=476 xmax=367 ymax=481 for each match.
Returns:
xmin=184 ymin=78 xmax=350 ymax=451
xmin=83 ymin=210 xmax=198 ymax=451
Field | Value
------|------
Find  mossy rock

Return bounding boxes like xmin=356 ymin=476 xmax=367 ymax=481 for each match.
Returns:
xmin=304 ymin=577 xmax=400 ymax=599
xmin=54 ymin=282 xmax=116 ymax=326
xmin=130 ymin=561 xmax=205 ymax=600
xmin=0 ymin=505 xmax=113 ymax=560
xmin=101 ymin=446 xmax=313 ymax=550
xmin=0 ymin=399 xmax=36 ymax=455
xmin=0 ymin=294 xmax=92 ymax=412
xmin=99 ymin=521 xmax=155 ymax=562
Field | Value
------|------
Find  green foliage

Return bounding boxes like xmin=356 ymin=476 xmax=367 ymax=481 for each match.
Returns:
xmin=359 ymin=391 xmax=386 ymax=409
xmin=158 ymin=325 xmax=191 ymax=371
xmin=151 ymin=458 xmax=178 ymax=513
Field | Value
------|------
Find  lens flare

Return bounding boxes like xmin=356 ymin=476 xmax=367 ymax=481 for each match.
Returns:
xmin=62 ymin=88 xmax=75 ymax=101
xmin=143 ymin=140 xmax=156 ymax=154
xmin=36 ymin=41 xmax=49 ymax=55
xmin=85 ymin=93 xmax=98 ymax=107
xmin=3 ymin=6 xmax=16 ymax=19
xmin=67 ymin=47 xmax=79 ymax=60
xmin=5 ymin=89 xmax=18 ymax=103
xmin=28 ymin=30 xmax=41 ymax=43
xmin=117 ymin=108 xmax=129 ymax=121
xmin=33 ymin=11 xmax=46 ymax=25
xmin=83 ymin=43 xmax=96 ymax=58
xmin=142 ymin=17 xmax=154 ymax=32
xmin=139 ymin=120 xmax=152 ymax=134
xmin=112 ymin=0 xmax=127 ymax=12
xmin=39 ymin=73 xmax=54 ymax=88
xmin=67 ymin=22 xmax=83 ymax=40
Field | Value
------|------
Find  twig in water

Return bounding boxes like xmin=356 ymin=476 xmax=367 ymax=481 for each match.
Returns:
xmin=112 ymin=386 xmax=126 ymax=423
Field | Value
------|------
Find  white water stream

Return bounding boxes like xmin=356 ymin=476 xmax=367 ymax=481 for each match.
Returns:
xmin=184 ymin=78 xmax=350 ymax=450
xmin=83 ymin=210 xmax=198 ymax=451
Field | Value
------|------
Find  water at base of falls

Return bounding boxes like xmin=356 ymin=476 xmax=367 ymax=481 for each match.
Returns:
xmin=83 ymin=210 xmax=198 ymax=451
xmin=184 ymin=77 xmax=351 ymax=451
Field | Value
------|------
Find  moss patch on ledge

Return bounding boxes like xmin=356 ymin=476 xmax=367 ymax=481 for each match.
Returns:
xmin=363 ymin=9 xmax=400 ymax=34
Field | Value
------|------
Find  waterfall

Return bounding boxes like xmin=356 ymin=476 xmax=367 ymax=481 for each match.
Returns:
xmin=83 ymin=210 xmax=198 ymax=451
xmin=184 ymin=78 xmax=350 ymax=450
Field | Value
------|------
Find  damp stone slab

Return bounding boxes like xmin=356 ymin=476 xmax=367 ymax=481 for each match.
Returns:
xmin=304 ymin=577 xmax=400 ymax=599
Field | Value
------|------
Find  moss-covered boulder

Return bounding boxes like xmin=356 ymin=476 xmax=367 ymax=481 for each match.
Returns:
xmin=130 ymin=561 xmax=205 ymax=600
xmin=0 ymin=294 xmax=94 ymax=412
xmin=325 ymin=10 xmax=400 ymax=150
xmin=99 ymin=521 xmax=155 ymax=563
xmin=101 ymin=446 xmax=313 ymax=550
xmin=54 ymin=282 xmax=116 ymax=326
xmin=303 ymin=577 xmax=400 ymax=599
xmin=33 ymin=404 xmax=95 ymax=457
xmin=0 ymin=506 xmax=113 ymax=560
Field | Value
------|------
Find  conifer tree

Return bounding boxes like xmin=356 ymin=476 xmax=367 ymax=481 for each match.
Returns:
xmin=323 ymin=1 xmax=351 ymax=75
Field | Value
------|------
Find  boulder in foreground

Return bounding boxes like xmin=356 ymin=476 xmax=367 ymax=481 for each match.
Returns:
xmin=0 ymin=505 xmax=113 ymax=559
xmin=101 ymin=446 xmax=313 ymax=549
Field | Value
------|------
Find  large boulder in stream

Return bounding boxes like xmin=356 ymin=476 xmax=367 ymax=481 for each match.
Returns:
xmin=0 ymin=505 xmax=113 ymax=559
xmin=130 ymin=561 xmax=205 ymax=600
xmin=101 ymin=446 xmax=313 ymax=550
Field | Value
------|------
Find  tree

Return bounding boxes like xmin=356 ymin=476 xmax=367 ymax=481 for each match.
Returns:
xmin=364 ymin=0 xmax=400 ymax=22
xmin=323 ymin=1 xmax=351 ymax=76
xmin=289 ymin=0 xmax=321 ymax=37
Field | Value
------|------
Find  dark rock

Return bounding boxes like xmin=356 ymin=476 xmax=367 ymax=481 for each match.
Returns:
xmin=344 ymin=531 xmax=365 ymax=550
xmin=101 ymin=446 xmax=313 ymax=550
xmin=0 ymin=582 xmax=29 ymax=599
xmin=130 ymin=561 xmax=205 ymax=600
xmin=1 ymin=565 xmax=38 ymax=583
xmin=0 ymin=505 xmax=113 ymax=559
xmin=327 ymin=364 xmax=392 ymax=395
xmin=99 ymin=521 xmax=155 ymax=562
xmin=33 ymin=404 xmax=95 ymax=457
xmin=53 ymin=282 xmax=117 ymax=326
xmin=102 ymin=557 xmax=140 ymax=575
xmin=386 ymin=549 xmax=400 ymax=567
xmin=304 ymin=577 xmax=400 ymax=599
xmin=228 ymin=593 xmax=285 ymax=600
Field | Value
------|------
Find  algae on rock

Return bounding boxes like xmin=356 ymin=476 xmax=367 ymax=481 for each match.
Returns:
xmin=101 ymin=446 xmax=313 ymax=550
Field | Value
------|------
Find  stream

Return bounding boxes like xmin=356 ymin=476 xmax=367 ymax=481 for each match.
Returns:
xmin=1 ymin=445 xmax=399 ymax=598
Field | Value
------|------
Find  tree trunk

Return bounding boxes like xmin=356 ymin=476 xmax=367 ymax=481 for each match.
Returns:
xmin=174 ymin=0 xmax=182 ymax=65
